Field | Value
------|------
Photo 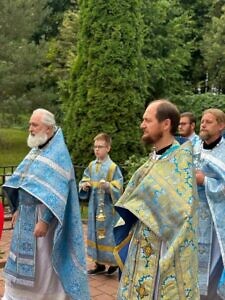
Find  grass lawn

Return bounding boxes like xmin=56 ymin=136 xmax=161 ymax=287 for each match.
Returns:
xmin=0 ymin=128 xmax=28 ymax=166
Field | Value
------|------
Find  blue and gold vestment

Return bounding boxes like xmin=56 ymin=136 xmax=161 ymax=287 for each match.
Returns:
xmin=114 ymin=142 xmax=199 ymax=299
xmin=79 ymin=156 xmax=123 ymax=265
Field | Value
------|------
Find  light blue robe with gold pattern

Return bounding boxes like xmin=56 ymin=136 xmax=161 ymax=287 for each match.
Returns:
xmin=114 ymin=142 xmax=199 ymax=299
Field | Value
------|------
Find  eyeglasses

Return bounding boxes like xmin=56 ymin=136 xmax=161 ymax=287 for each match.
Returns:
xmin=93 ymin=145 xmax=107 ymax=149
xmin=179 ymin=122 xmax=191 ymax=126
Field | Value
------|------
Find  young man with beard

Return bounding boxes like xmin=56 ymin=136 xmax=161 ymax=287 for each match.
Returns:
xmin=2 ymin=109 xmax=90 ymax=300
xmin=114 ymin=99 xmax=199 ymax=299
xmin=178 ymin=112 xmax=201 ymax=148
xmin=195 ymin=108 xmax=225 ymax=299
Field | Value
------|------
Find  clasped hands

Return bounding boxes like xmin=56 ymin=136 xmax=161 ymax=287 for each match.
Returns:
xmin=81 ymin=181 xmax=92 ymax=191
xmin=99 ymin=180 xmax=110 ymax=190
xmin=81 ymin=180 xmax=109 ymax=191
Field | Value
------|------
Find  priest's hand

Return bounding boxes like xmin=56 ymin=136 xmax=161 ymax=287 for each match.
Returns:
xmin=12 ymin=210 xmax=18 ymax=227
xmin=81 ymin=181 xmax=91 ymax=191
xmin=34 ymin=220 xmax=49 ymax=237
xmin=196 ymin=170 xmax=205 ymax=185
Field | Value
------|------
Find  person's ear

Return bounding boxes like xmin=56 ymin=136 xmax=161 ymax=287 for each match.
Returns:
xmin=46 ymin=126 xmax=52 ymax=136
xmin=163 ymin=118 xmax=171 ymax=131
xmin=219 ymin=123 xmax=225 ymax=132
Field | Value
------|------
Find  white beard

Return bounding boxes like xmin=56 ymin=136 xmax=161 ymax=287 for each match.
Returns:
xmin=27 ymin=132 xmax=48 ymax=148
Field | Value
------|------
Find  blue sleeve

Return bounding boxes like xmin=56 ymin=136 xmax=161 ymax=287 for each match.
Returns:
xmin=40 ymin=206 xmax=55 ymax=224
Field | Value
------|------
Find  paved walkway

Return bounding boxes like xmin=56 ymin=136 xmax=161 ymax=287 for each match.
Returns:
xmin=0 ymin=219 xmax=118 ymax=299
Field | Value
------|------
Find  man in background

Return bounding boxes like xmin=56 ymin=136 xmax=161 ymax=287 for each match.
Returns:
xmin=2 ymin=108 xmax=89 ymax=300
xmin=178 ymin=111 xmax=201 ymax=148
xmin=195 ymin=108 xmax=225 ymax=299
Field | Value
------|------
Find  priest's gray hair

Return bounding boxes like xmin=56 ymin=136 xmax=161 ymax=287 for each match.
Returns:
xmin=33 ymin=108 xmax=57 ymax=131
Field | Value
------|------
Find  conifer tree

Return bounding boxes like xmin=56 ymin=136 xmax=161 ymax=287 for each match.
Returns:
xmin=63 ymin=0 xmax=147 ymax=165
xmin=142 ymin=0 xmax=194 ymax=98
xmin=0 ymin=0 xmax=50 ymax=120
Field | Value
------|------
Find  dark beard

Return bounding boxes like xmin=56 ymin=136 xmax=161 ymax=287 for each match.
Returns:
xmin=142 ymin=132 xmax=163 ymax=145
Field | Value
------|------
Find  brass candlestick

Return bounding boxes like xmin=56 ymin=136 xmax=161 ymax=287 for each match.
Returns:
xmin=96 ymin=179 xmax=106 ymax=239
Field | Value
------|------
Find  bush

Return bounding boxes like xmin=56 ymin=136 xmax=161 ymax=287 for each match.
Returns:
xmin=122 ymin=154 xmax=148 ymax=184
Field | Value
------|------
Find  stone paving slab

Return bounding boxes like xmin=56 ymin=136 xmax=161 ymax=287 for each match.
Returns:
xmin=0 ymin=220 xmax=118 ymax=299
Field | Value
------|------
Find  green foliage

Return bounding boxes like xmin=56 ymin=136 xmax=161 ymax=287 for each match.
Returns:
xmin=0 ymin=0 xmax=77 ymax=127
xmin=63 ymin=0 xmax=147 ymax=166
xmin=0 ymin=113 xmax=28 ymax=128
xmin=46 ymin=10 xmax=79 ymax=78
xmin=1 ymin=0 xmax=224 ymax=170
xmin=123 ymin=154 xmax=148 ymax=184
xmin=44 ymin=9 xmax=79 ymax=121
xmin=0 ymin=0 xmax=50 ymax=41
xmin=0 ymin=128 xmax=28 ymax=165
xmin=201 ymin=3 xmax=225 ymax=90
xmin=142 ymin=0 xmax=195 ymax=99
xmin=33 ymin=0 xmax=78 ymax=40
xmin=0 ymin=0 xmax=53 ymax=125
xmin=178 ymin=0 xmax=212 ymax=86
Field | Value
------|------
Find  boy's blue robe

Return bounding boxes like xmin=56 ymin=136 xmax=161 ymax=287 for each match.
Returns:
xmin=79 ymin=156 xmax=123 ymax=265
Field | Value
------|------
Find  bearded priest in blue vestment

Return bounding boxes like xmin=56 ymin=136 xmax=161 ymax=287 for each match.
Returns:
xmin=2 ymin=109 xmax=90 ymax=300
xmin=195 ymin=108 xmax=225 ymax=300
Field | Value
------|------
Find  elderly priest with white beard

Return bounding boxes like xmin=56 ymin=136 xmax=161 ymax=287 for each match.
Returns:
xmin=2 ymin=108 xmax=90 ymax=300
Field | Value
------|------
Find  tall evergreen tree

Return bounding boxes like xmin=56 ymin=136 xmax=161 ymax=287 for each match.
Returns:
xmin=34 ymin=0 xmax=78 ymax=41
xmin=63 ymin=0 xmax=147 ymax=165
xmin=44 ymin=9 xmax=79 ymax=120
